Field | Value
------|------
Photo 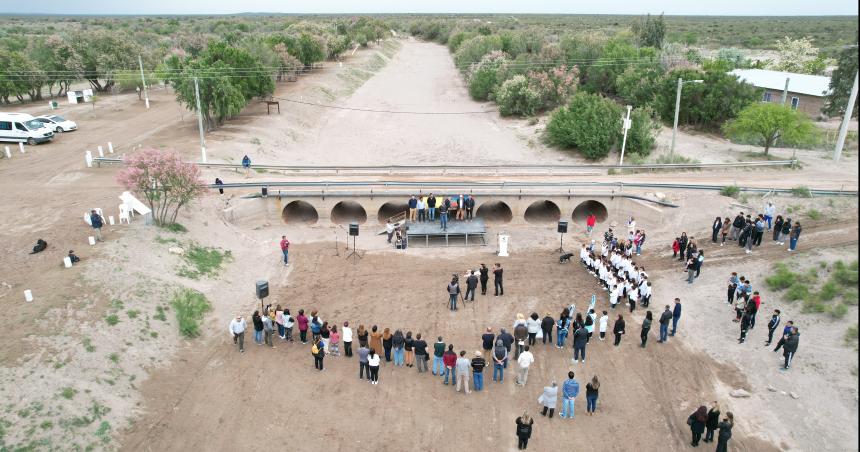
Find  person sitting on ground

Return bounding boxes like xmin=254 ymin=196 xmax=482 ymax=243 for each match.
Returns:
xmin=68 ymin=250 xmax=80 ymax=264
xmin=30 ymin=239 xmax=47 ymax=254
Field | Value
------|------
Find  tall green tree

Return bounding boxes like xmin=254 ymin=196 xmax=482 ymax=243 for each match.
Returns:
xmin=632 ymin=13 xmax=666 ymax=49
xmin=71 ymin=30 xmax=140 ymax=92
xmin=655 ymin=68 xmax=760 ymax=129
xmin=723 ymin=103 xmax=815 ymax=155
xmin=546 ymin=92 xmax=621 ymax=159
xmin=824 ymin=44 xmax=859 ymax=118
xmin=615 ymin=62 xmax=665 ymax=107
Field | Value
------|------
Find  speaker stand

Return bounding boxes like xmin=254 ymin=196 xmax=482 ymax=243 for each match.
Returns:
xmin=346 ymin=235 xmax=363 ymax=264
xmin=556 ymin=233 xmax=565 ymax=253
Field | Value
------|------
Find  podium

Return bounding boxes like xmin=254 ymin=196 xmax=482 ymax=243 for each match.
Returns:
xmin=498 ymin=234 xmax=509 ymax=257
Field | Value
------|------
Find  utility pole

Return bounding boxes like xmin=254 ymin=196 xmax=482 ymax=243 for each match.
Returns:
xmin=193 ymin=77 xmax=207 ymax=163
xmin=138 ymin=55 xmax=149 ymax=109
xmin=833 ymin=71 xmax=859 ymax=162
xmin=619 ymin=105 xmax=632 ymax=166
xmin=781 ymin=77 xmax=790 ymax=105
xmin=670 ymin=77 xmax=682 ymax=161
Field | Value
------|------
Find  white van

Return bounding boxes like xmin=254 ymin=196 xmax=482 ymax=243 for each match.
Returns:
xmin=0 ymin=113 xmax=55 ymax=145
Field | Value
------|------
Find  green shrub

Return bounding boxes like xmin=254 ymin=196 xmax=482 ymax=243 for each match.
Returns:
xmin=179 ymin=243 xmax=232 ymax=279
xmin=843 ymin=288 xmax=858 ymax=306
xmin=829 ymin=303 xmax=848 ymax=318
xmin=495 ymin=75 xmax=542 ymax=116
xmin=162 ymin=223 xmax=187 ymax=233
xmin=765 ymin=263 xmax=796 ymax=290
xmin=171 ymin=289 xmax=212 ymax=338
xmin=845 ymin=324 xmax=859 ymax=350
xmin=833 ymin=260 xmax=859 ymax=286
xmin=806 ymin=209 xmax=822 ymax=220
xmin=454 ymin=35 xmax=503 ymax=71
xmin=720 ymin=185 xmax=741 ymax=198
xmin=790 ymin=186 xmax=812 ymax=198
xmin=802 ymin=297 xmax=826 ymax=312
xmin=625 ymin=107 xmax=660 ymax=156
xmin=785 ymin=283 xmax=810 ymax=301
xmin=467 ymin=51 xmax=509 ymax=101
xmin=60 ymin=387 xmax=77 ymax=400
xmin=819 ymin=281 xmax=841 ymax=301
xmin=545 ymin=92 xmax=621 ymax=159
xmin=105 ymin=315 xmax=120 ymax=326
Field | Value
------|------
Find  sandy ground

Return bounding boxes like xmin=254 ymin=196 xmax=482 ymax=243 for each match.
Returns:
xmin=0 ymin=38 xmax=857 ymax=451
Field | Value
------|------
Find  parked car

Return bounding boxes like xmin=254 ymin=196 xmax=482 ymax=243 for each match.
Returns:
xmin=34 ymin=115 xmax=78 ymax=133
xmin=0 ymin=113 xmax=54 ymax=145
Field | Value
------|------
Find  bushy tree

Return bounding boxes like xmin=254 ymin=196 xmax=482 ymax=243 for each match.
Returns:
xmin=454 ymin=35 xmax=504 ymax=71
xmin=527 ymin=65 xmax=580 ymax=109
xmin=716 ymin=48 xmax=750 ymax=70
xmin=625 ymin=107 xmax=660 ymax=156
xmin=615 ymin=63 xmax=664 ymax=107
xmin=772 ymin=36 xmax=827 ymax=75
xmin=71 ymin=30 xmax=140 ymax=91
xmin=546 ymin=92 xmax=621 ymax=159
xmin=467 ymin=51 xmax=509 ymax=101
xmin=723 ymin=103 xmax=815 ymax=155
xmin=116 ymin=149 xmax=205 ymax=226
xmin=495 ymin=75 xmax=541 ymax=116
xmin=655 ymin=68 xmax=760 ymax=129
xmin=583 ymin=38 xmax=641 ymax=95
xmin=632 ymin=13 xmax=666 ymax=49
xmin=824 ymin=44 xmax=859 ymax=118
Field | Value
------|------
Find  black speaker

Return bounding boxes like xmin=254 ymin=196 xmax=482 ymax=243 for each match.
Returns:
xmin=557 ymin=221 xmax=568 ymax=234
xmin=349 ymin=223 xmax=359 ymax=236
xmin=261 ymin=187 xmax=268 ymax=197
xmin=255 ymin=280 xmax=269 ymax=299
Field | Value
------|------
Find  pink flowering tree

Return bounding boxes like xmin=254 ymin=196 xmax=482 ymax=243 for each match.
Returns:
xmin=116 ymin=148 xmax=205 ymax=226
xmin=527 ymin=65 xmax=580 ymax=110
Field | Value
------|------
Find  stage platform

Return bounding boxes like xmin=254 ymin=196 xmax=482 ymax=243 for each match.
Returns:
xmin=406 ymin=218 xmax=487 ymax=247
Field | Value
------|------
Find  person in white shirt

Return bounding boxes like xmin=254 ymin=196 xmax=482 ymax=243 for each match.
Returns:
xmin=455 ymin=351 xmax=472 ymax=394
xmin=416 ymin=197 xmax=425 ymax=222
xmin=598 ymin=311 xmax=609 ymax=340
xmin=764 ymin=201 xmax=776 ymax=230
xmin=342 ymin=321 xmax=353 ymax=357
xmin=229 ymin=315 xmax=247 ymax=353
xmin=367 ymin=349 xmax=381 ymax=385
xmin=580 ymin=245 xmax=589 ymax=263
xmin=609 ymin=286 xmax=619 ymax=309
xmin=628 ymin=284 xmax=639 ymax=312
xmin=385 ymin=220 xmax=396 ymax=244
xmin=516 ymin=346 xmax=535 ymax=386
xmin=627 ymin=217 xmax=636 ymax=235
xmin=526 ymin=313 xmax=542 ymax=346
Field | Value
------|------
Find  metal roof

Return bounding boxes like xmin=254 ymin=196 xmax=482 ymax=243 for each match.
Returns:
xmin=730 ymin=69 xmax=831 ymax=97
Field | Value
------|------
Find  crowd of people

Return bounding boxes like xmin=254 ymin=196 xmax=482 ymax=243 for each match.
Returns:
xmin=709 ymin=201 xmax=803 ymax=253
xmin=405 ymin=193 xmax=477 ymax=230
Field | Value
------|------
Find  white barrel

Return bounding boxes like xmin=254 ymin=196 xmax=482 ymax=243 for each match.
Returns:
xmin=24 ymin=290 xmax=33 ymax=302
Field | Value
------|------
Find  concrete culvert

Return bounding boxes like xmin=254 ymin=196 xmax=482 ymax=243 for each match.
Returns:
xmin=572 ymin=200 xmax=609 ymax=224
xmin=475 ymin=201 xmax=513 ymax=224
xmin=377 ymin=202 xmax=410 ymax=224
xmin=282 ymin=200 xmax=319 ymax=224
xmin=524 ymin=200 xmax=561 ymax=224
xmin=331 ymin=201 xmax=367 ymax=224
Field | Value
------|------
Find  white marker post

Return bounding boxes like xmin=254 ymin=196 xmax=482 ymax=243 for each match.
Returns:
xmin=24 ymin=290 xmax=33 ymax=302
xmin=97 ymin=145 xmax=104 ymax=157
xmin=498 ymin=234 xmax=510 ymax=257
xmin=108 ymin=216 xmax=115 ymax=225
xmin=4 ymin=146 xmax=10 ymax=159
xmin=108 ymin=142 xmax=114 ymax=153
xmin=85 ymin=151 xmax=93 ymax=168
xmin=19 ymin=142 xmax=25 ymax=153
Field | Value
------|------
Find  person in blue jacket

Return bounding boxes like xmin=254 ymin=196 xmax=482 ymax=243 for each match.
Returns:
xmin=560 ymin=371 xmax=580 ymax=419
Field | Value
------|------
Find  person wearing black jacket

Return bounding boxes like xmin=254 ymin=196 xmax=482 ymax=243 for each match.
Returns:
xmin=731 ymin=213 xmax=745 ymax=240
xmin=479 ymin=264 xmax=490 ymax=295
xmin=640 ymin=311 xmax=652 ymax=348
xmin=688 ymin=406 xmax=707 ymax=447
xmin=783 ymin=327 xmax=800 ymax=369
xmin=465 ymin=271 xmax=479 ymax=301
xmin=541 ymin=313 xmax=554 ymax=345
xmin=493 ymin=263 xmax=504 ymax=296
xmin=572 ymin=325 xmax=588 ymax=363
xmin=498 ymin=328 xmax=514 ymax=368
xmin=765 ymin=310 xmax=781 ymax=345
xmin=612 ymin=315 xmax=625 ymax=346
xmin=711 ymin=217 xmax=722 ymax=243
xmin=715 ymin=413 xmax=734 ymax=452
xmin=515 ymin=412 xmax=533 ymax=450
xmin=705 ymin=402 xmax=721 ymax=443
xmin=773 ymin=215 xmax=784 ymax=242
xmin=658 ymin=306 xmax=672 ymax=343
xmin=252 ymin=310 xmax=264 ymax=345
xmin=738 ymin=307 xmax=753 ymax=343
xmin=678 ymin=232 xmax=688 ymax=262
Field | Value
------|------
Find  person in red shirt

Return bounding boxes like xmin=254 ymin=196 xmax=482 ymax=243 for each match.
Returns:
xmin=443 ymin=345 xmax=458 ymax=386
xmin=749 ymin=292 xmax=763 ymax=329
xmin=586 ymin=214 xmax=597 ymax=236
xmin=279 ymin=235 xmax=290 ymax=266
xmin=672 ymin=237 xmax=681 ymax=258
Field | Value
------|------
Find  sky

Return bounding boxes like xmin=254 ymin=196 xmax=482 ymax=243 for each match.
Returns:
xmin=1 ymin=0 xmax=858 ymax=16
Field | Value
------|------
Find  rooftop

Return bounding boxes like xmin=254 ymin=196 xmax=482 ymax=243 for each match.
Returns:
xmin=729 ymin=69 xmax=831 ymax=97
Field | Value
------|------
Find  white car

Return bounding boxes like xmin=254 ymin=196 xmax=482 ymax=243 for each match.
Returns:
xmin=34 ymin=115 xmax=78 ymax=133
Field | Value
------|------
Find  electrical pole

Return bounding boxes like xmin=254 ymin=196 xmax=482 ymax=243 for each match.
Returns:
xmin=619 ymin=105 xmax=632 ymax=166
xmin=781 ymin=77 xmax=790 ymax=105
xmin=138 ymin=55 xmax=149 ymax=109
xmin=193 ymin=77 xmax=207 ymax=163
xmin=670 ymin=77 xmax=682 ymax=161
xmin=833 ymin=71 xmax=859 ymax=162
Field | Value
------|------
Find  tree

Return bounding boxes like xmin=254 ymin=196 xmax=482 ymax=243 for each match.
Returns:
xmin=71 ymin=31 xmax=140 ymax=92
xmin=625 ymin=107 xmax=660 ymax=156
xmin=297 ymin=34 xmax=326 ymax=67
xmin=824 ymin=44 xmax=859 ymax=118
xmin=454 ymin=35 xmax=504 ymax=71
xmin=632 ymin=13 xmax=666 ymax=49
xmin=495 ymin=75 xmax=541 ymax=116
xmin=546 ymin=92 xmax=621 ymax=159
xmin=615 ymin=63 xmax=664 ymax=107
xmin=723 ymin=103 xmax=815 ymax=155
xmin=583 ymin=37 xmax=641 ymax=95
xmin=467 ymin=51 xmax=509 ymax=101
xmin=655 ymin=68 xmax=760 ymax=129
xmin=116 ymin=149 xmax=205 ymax=226
xmin=527 ymin=65 xmax=580 ymax=109
xmin=772 ymin=36 xmax=826 ymax=75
